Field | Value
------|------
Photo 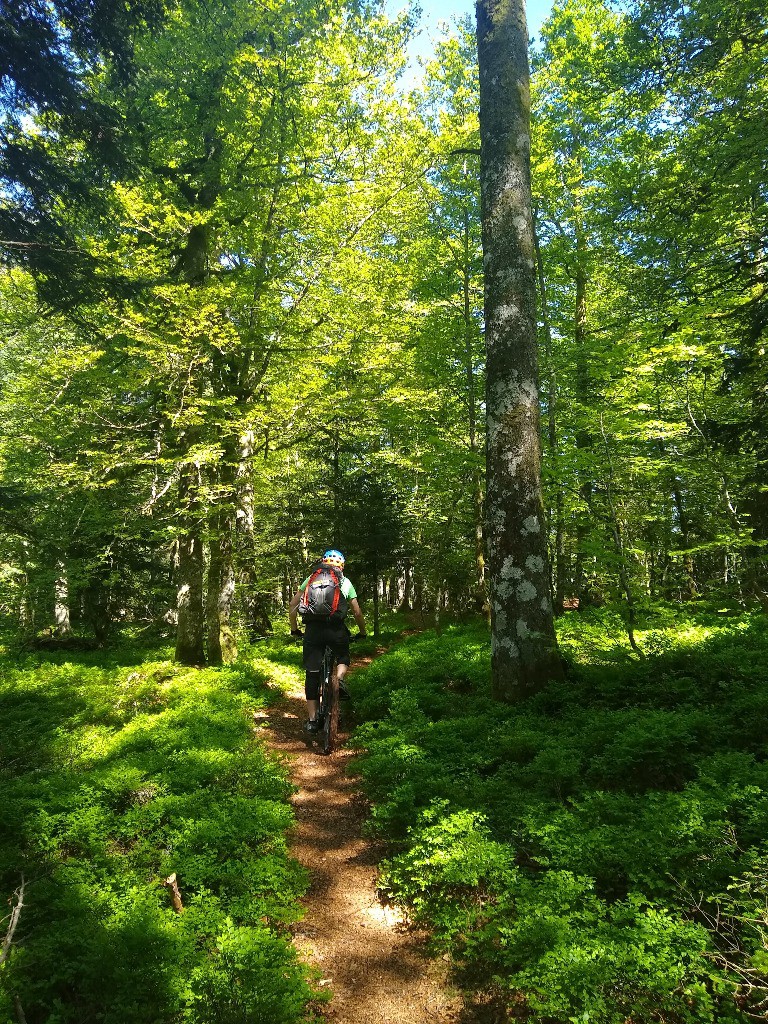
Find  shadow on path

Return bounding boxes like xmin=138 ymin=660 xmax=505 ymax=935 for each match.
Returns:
xmin=259 ymin=686 xmax=470 ymax=1024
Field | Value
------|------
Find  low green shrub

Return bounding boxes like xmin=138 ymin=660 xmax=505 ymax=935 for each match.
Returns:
xmin=352 ymin=609 xmax=768 ymax=1023
xmin=0 ymin=640 xmax=320 ymax=1024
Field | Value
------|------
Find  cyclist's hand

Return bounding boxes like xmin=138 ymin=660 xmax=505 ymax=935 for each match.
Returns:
xmin=290 ymin=629 xmax=303 ymax=641
xmin=351 ymin=631 xmax=368 ymax=642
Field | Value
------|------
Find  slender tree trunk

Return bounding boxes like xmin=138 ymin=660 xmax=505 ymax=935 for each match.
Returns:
xmin=282 ymin=544 xmax=291 ymax=607
xmin=534 ymin=212 xmax=566 ymax=613
xmin=599 ymin=415 xmax=642 ymax=656
xmin=237 ymin=428 xmax=256 ymax=625
xmin=742 ymin=208 xmax=768 ymax=544
xmin=414 ymin=572 xmax=425 ymax=622
xmin=175 ymin=465 xmax=206 ymax=665
xmin=84 ymin=571 xmax=111 ymax=643
xmin=434 ymin=582 xmax=443 ymax=635
xmin=672 ymin=482 xmax=698 ymax=599
xmin=572 ymin=202 xmax=596 ymax=607
xmin=18 ymin=579 xmax=32 ymax=631
xmin=206 ymin=451 xmax=238 ymax=664
xmin=206 ymin=528 xmax=223 ymax=665
xmin=173 ymin=219 xmax=210 ymax=665
xmin=373 ymin=582 xmax=380 ymax=639
xmin=331 ymin=435 xmax=341 ymax=549
xmin=18 ymin=541 xmax=34 ymax=632
xmin=476 ymin=0 xmax=563 ymax=699
xmin=240 ymin=431 xmax=274 ymax=637
xmin=54 ymin=560 xmax=71 ymax=637
xmin=399 ymin=558 xmax=413 ymax=612
xmin=207 ymin=513 xmax=236 ymax=665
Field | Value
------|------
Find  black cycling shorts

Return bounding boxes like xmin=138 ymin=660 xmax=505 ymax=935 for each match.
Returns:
xmin=302 ymin=619 xmax=351 ymax=673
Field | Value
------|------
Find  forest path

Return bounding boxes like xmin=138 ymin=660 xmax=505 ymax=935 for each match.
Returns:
xmin=258 ymin=677 xmax=467 ymax=1024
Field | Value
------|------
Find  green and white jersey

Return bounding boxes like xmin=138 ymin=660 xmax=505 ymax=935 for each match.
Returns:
xmin=299 ymin=574 xmax=357 ymax=601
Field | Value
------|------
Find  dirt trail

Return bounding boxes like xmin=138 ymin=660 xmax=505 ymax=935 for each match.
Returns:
xmin=259 ymin=684 xmax=466 ymax=1024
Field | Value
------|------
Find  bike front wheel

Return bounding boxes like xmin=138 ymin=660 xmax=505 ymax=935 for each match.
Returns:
xmin=322 ymin=673 xmax=339 ymax=755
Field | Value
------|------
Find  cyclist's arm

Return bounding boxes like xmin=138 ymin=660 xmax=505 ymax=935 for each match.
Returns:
xmin=349 ymin=598 xmax=367 ymax=636
xmin=288 ymin=589 xmax=303 ymax=632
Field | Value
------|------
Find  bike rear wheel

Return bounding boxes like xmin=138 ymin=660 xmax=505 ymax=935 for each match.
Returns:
xmin=320 ymin=651 xmax=339 ymax=755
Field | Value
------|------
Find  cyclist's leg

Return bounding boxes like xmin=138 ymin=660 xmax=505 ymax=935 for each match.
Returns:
xmin=330 ymin=622 xmax=351 ymax=695
xmin=302 ymin=624 xmax=324 ymax=727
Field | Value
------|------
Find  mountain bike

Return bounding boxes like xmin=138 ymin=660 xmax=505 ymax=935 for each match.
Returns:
xmin=315 ymin=644 xmax=339 ymax=755
xmin=294 ymin=630 xmax=362 ymax=755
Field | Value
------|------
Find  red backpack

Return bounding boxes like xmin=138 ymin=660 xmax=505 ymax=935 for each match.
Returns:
xmin=299 ymin=564 xmax=348 ymax=622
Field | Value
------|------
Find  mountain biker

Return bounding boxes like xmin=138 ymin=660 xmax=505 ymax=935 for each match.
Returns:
xmin=288 ymin=549 xmax=367 ymax=735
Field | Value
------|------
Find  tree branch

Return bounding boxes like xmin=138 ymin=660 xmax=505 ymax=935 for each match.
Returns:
xmin=1 ymin=875 xmax=25 ymax=967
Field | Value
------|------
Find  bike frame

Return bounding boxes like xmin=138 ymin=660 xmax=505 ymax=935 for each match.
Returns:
xmin=317 ymin=644 xmax=339 ymax=755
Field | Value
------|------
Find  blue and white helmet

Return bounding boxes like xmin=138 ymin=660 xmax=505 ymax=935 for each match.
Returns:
xmin=322 ymin=549 xmax=345 ymax=570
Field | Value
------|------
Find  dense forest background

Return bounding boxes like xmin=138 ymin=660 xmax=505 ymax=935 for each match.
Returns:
xmin=2 ymin=2 xmax=768 ymax=1023
xmin=2 ymin=0 xmax=765 ymax=657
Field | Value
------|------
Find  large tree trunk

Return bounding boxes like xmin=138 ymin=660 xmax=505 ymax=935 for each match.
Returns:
xmin=175 ymin=465 xmax=206 ymax=665
xmin=476 ymin=0 xmax=563 ymax=700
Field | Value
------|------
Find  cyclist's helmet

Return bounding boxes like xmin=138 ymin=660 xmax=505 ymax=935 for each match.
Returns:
xmin=322 ymin=549 xmax=345 ymax=571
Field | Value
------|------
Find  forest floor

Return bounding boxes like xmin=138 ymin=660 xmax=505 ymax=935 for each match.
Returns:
xmin=259 ymin=676 xmax=472 ymax=1024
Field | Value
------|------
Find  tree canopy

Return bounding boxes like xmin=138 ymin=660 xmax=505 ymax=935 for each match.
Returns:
xmin=1 ymin=1 xmax=768 ymax=1021
xmin=0 ymin=0 xmax=765 ymax=663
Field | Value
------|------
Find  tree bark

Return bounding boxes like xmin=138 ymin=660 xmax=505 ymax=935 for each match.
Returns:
xmin=18 ymin=540 xmax=34 ymax=631
xmin=402 ymin=558 xmax=413 ymax=611
xmin=175 ymin=465 xmax=206 ymax=665
xmin=236 ymin=429 xmax=271 ymax=638
xmin=54 ymin=560 xmax=71 ymax=637
xmin=206 ymin=513 xmax=236 ymax=665
xmin=163 ymin=873 xmax=184 ymax=913
xmin=206 ymin=452 xmax=238 ymax=664
xmin=476 ymin=0 xmax=563 ymax=699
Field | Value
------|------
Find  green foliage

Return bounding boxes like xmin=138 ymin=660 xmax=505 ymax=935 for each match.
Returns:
xmin=0 ymin=639 xmax=319 ymax=1023
xmin=185 ymin=919 xmax=320 ymax=1024
xmin=1 ymin=0 xmax=767 ymax=1011
xmin=352 ymin=609 xmax=768 ymax=1022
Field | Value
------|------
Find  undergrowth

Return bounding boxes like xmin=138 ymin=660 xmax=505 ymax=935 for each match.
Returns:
xmin=0 ymin=636 xmax=321 ymax=1024
xmin=350 ymin=605 xmax=768 ymax=1024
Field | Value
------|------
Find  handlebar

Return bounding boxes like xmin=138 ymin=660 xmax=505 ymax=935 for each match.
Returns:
xmin=290 ymin=629 xmax=368 ymax=641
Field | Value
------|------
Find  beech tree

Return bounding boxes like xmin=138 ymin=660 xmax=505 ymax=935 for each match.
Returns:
xmin=476 ymin=0 xmax=563 ymax=698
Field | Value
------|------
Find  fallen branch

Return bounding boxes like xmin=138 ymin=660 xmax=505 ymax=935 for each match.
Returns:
xmin=1 ymin=876 xmax=25 ymax=967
